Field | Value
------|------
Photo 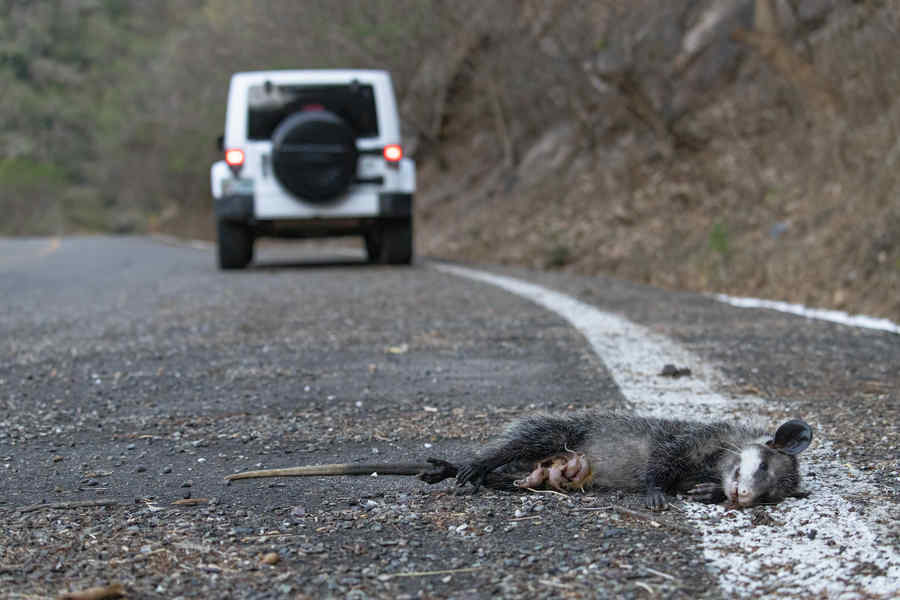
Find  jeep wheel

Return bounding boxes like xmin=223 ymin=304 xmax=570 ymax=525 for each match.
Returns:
xmin=217 ymin=219 xmax=253 ymax=270
xmin=373 ymin=218 xmax=413 ymax=265
xmin=271 ymin=110 xmax=358 ymax=202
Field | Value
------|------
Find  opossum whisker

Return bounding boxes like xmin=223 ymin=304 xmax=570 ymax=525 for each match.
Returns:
xmin=716 ymin=445 xmax=741 ymax=457
xmin=720 ymin=439 xmax=743 ymax=451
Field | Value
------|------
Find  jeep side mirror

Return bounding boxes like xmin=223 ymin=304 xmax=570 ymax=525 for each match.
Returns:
xmin=216 ymin=134 xmax=224 ymax=152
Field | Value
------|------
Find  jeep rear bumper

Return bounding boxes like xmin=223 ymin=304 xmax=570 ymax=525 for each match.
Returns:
xmin=214 ymin=194 xmax=254 ymax=221
xmin=215 ymin=192 xmax=412 ymax=223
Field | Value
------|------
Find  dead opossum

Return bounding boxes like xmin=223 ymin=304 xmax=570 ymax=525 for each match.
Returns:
xmin=226 ymin=412 xmax=812 ymax=510
xmin=455 ymin=412 xmax=813 ymax=509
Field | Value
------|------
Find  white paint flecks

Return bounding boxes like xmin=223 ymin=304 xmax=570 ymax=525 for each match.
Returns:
xmin=714 ymin=294 xmax=900 ymax=335
xmin=434 ymin=262 xmax=900 ymax=599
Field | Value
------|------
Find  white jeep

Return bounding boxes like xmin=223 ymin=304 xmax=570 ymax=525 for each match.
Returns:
xmin=210 ymin=70 xmax=415 ymax=269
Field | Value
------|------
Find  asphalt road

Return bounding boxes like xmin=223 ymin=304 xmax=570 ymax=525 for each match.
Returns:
xmin=0 ymin=235 xmax=897 ymax=599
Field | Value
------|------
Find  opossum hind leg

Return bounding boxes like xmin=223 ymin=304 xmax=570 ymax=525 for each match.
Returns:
xmin=515 ymin=452 xmax=593 ymax=492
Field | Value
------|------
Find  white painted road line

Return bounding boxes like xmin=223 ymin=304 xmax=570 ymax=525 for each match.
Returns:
xmin=715 ymin=293 xmax=900 ymax=335
xmin=434 ymin=262 xmax=900 ymax=599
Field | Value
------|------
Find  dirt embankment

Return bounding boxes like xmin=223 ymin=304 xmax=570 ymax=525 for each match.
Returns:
xmin=411 ymin=1 xmax=900 ymax=322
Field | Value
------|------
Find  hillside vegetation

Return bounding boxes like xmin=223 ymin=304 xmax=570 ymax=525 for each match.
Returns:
xmin=2 ymin=1 xmax=898 ymax=321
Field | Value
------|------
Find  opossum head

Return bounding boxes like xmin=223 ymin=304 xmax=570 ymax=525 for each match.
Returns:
xmin=720 ymin=419 xmax=812 ymax=507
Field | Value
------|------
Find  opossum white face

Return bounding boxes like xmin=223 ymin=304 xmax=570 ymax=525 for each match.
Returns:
xmin=721 ymin=419 xmax=812 ymax=507
xmin=721 ymin=445 xmax=786 ymax=506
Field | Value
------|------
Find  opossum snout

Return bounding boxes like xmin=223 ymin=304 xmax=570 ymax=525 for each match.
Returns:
xmin=736 ymin=483 xmax=756 ymax=506
xmin=729 ymin=468 xmax=751 ymax=503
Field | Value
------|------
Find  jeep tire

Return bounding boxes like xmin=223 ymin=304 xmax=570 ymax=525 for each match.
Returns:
xmin=270 ymin=110 xmax=358 ymax=202
xmin=367 ymin=217 xmax=412 ymax=265
xmin=217 ymin=219 xmax=254 ymax=270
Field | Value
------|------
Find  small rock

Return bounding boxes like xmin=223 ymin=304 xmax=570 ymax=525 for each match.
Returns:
xmin=660 ymin=364 xmax=692 ymax=378
xmin=261 ymin=552 xmax=280 ymax=565
xmin=750 ymin=509 xmax=779 ymax=527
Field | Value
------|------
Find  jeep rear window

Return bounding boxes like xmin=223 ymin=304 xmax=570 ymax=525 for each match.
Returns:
xmin=246 ymin=82 xmax=379 ymax=140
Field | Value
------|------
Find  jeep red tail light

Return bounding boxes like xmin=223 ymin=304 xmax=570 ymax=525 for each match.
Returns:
xmin=225 ymin=148 xmax=245 ymax=167
xmin=383 ymin=144 xmax=403 ymax=163
xmin=225 ymin=148 xmax=244 ymax=176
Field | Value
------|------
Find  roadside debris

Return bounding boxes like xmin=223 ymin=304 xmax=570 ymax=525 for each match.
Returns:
xmin=172 ymin=498 xmax=209 ymax=506
xmin=659 ymin=364 xmax=692 ymax=378
xmin=58 ymin=583 xmax=125 ymax=600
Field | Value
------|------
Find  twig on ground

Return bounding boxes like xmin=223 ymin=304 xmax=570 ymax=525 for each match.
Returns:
xmin=643 ymin=566 xmax=678 ymax=581
xmin=384 ymin=566 xmax=485 ymax=579
xmin=523 ymin=487 xmax=570 ymax=498
xmin=539 ymin=579 xmax=578 ymax=589
xmin=171 ymin=498 xmax=208 ymax=506
xmin=17 ymin=499 xmax=120 ymax=514
xmin=634 ymin=581 xmax=656 ymax=596
xmin=573 ymin=505 xmax=697 ymax=535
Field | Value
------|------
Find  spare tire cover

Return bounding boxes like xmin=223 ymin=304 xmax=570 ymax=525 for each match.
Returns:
xmin=270 ymin=110 xmax=358 ymax=202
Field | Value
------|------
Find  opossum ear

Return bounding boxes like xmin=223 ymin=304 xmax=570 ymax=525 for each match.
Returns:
xmin=768 ymin=419 xmax=812 ymax=455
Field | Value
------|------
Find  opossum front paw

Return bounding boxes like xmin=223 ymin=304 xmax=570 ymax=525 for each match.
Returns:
xmin=645 ymin=486 xmax=669 ymax=511
xmin=418 ymin=458 xmax=458 ymax=485
xmin=686 ymin=482 xmax=725 ymax=504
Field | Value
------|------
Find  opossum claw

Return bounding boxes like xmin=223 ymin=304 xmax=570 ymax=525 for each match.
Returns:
xmin=645 ymin=486 xmax=669 ymax=511
xmin=417 ymin=458 xmax=459 ymax=484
